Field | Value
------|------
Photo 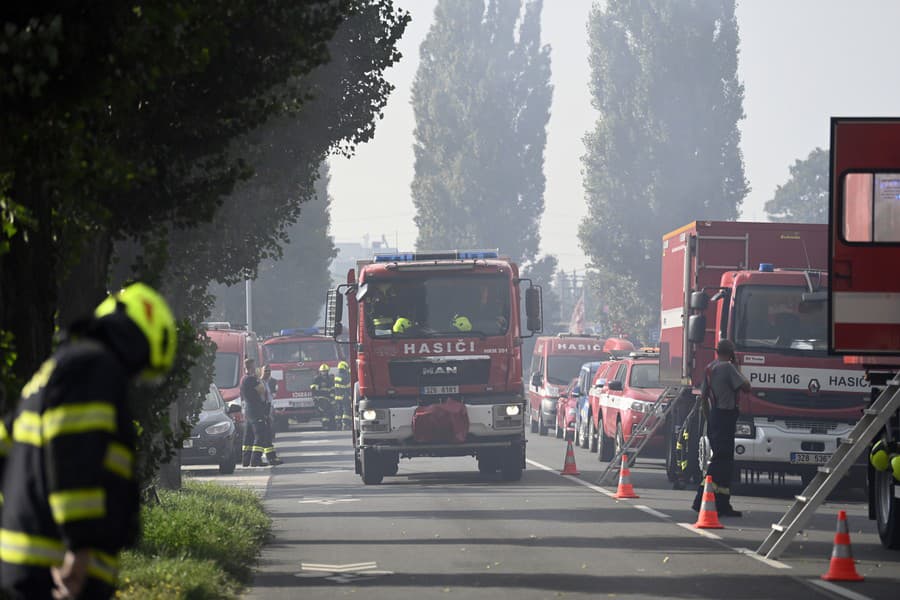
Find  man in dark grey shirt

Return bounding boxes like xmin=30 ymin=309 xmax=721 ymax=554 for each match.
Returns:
xmin=692 ymin=339 xmax=751 ymax=517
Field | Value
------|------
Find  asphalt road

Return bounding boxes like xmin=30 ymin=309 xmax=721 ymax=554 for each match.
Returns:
xmin=186 ymin=425 xmax=900 ymax=599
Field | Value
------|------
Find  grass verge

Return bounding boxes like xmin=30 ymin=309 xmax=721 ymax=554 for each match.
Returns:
xmin=117 ymin=480 xmax=271 ymax=600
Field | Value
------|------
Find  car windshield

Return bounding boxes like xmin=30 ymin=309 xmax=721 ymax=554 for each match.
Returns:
xmin=202 ymin=388 xmax=224 ymax=412
xmin=213 ymin=352 xmax=240 ymax=389
xmin=364 ymin=274 xmax=510 ymax=338
xmin=734 ymin=284 xmax=827 ymax=351
xmin=629 ymin=363 xmax=661 ymax=388
xmin=265 ymin=341 xmax=339 ymax=363
xmin=547 ymin=356 xmax=594 ymax=385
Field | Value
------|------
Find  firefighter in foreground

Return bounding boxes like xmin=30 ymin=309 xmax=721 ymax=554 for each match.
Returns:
xmin=240 ymin=358 xmax=281 ymax=467
xmin=692 ymin=339 xmax=750 ymax=517
xmin=311 ymin=364 xmax=335 ymax=430
xmin=0 ymin=283 xmax=176 ymax=599
xmin=333 ymin=361 xmax=352 ymax=431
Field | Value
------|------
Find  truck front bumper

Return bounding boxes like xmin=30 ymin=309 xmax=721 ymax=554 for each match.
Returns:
xmin=732 ymin=418 xmax=859 ymax=474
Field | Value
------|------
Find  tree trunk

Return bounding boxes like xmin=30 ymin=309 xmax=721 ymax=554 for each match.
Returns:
xmin=57 ymin=231 xmax=112 ymax=329
xmin=157 ymin=402 xmax=183 ymax=490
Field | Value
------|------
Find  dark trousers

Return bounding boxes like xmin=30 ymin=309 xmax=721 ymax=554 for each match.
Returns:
xmin=242 ymin=416 xmax=274 ymax=466
xmin=2 ymin=567 xmax=114 ymax=599
xmin=707 ymin=407 xmax=739 ymax=488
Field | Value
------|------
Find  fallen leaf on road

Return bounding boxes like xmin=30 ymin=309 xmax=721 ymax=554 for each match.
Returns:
xmin=663 ymin=556 xmax=670 ymax=563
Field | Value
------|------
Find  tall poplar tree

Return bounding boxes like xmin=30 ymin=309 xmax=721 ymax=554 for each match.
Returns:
xmin=765 ymin=147 xmax=828 ymax=223
xmin=579 ymin=0 xmax=748 ymax=339
xmin=411 ymin=0 xmax=551 ymax=266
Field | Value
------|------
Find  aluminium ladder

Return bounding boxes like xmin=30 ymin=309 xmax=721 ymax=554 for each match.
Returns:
xmin=757 ymin=378 xmax=900 ymax=560
xmin=596 ymin=386 xmax=683 ymax=485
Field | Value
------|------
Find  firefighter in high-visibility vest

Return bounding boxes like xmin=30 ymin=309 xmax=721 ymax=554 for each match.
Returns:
xmin=333 ymin=361 xmax=352 ymax=431
xmin=0 ymin=283 xmax=177 ymax=599
xmin=310 ymin=363 xmax=335 ymax=430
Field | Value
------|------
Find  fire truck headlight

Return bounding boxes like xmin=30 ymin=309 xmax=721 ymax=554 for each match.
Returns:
xmin=362 ymin=409 xmax=378 ymax=421
xmin=630 ymin=401 xmax=648 ymax=413
xmin=735 ymin=422 xmax=755 ymax=438
xmin=505 ymin=405 xmax=521 ymax=417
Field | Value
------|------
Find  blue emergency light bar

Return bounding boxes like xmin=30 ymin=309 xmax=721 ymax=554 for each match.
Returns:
xmin=374 ymin=249 xmax=499 ymax=263
xmin=278 ymin=327 xmax=320 ymax=336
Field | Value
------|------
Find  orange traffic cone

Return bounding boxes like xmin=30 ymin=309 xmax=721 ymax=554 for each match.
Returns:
xmin=613 ymin=454 xmax=639 ymax=498
xmin=560 ymin=439 xmax=580 ymax=475
xmin=821 ymin=510 xmax=864 ymax=582
xmin=693 ymin=475 xmax=724 ymax=529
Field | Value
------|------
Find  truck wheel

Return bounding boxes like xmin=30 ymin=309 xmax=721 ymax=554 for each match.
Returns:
xmin=588 ymin=417 xmax=598 ymax=453
xmin=574 ymin=416 xmax=583 ymax=447
xmin=875 ymin=468 xmax=900 ymax=549
xmin=598 ymin=414 xmax=614 ymax=462
xmin=500 ymin=446 xmax=523 ymax=481
xmin=361 ymin=449 xmax=384 ymax=485
xmin=478 ymin=451 xmax=500 ymax=474
xmin=614 ymin=420 xmax=626 ymax=458
xmin=538 ymin=414 xmax=549 ymax=436
xmin=554 ymin=417 xmax=563 ymax=438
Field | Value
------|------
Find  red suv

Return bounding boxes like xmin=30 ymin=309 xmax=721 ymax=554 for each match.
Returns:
xmin=588 ymin=351 xmax=666 ymax=462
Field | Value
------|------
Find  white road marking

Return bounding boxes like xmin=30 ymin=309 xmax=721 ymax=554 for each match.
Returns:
xmin=301 ymin=561 xmax=378 ymax=573
xmin=735 ymin=547 xmax=791 ymax=570
xmin=677 ymin=522 xmax=722 ymax=540
xmin=808 ymin=579 xmax=874 ymax=600
xmin=634 ymin=504 xmax=670 ymax=520
xmin=298 ymin=497 xmax=360 ymax=506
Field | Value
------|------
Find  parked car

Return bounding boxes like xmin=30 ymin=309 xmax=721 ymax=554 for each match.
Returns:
xmin=571 ymin=361 xmax=603 ymax=451
xmin=181 ymin=383 xmax=242 ymax=474
xmin=589 ymin=351 xmax=666 ymax=462
xmin=554 ymin=378 xmax=579 ymax=440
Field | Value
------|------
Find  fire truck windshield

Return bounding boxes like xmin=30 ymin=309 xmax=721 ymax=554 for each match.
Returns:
xmin=265 ymin=342 xmax=339 ymax=363
xmin=629 ymin=363 xmax=662 ymax=388
xmin=364 ymin=274 xmax=510 ymax=338
xmin=213 ymin=352 xmax=240 ymax=389
xmin=733 ymin=285 xmax=827 ymax=352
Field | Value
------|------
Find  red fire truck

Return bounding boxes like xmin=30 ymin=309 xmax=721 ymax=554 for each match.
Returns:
xmin=828 ymin=117 xmax=900 ymax=548
xmin=261 ymin=328 xmax=343 ymax=431
xmin=658 ymin=221 xmax=869 ymax=487
xmin=324 ymin=250 xmax=542 ymax=485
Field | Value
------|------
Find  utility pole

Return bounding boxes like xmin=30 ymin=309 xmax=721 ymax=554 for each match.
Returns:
xmin=245 ymin=279 xmax=253 ymax=332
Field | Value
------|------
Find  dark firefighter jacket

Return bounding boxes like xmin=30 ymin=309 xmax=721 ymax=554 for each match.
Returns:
xmin=333 ymin=367 xmax=351 ymax=403
xmin=310 ymin=372 xmax=334 ymax=401
xmin=0 ymin=314 xmax=145 ymax=591
xmin=240 ymin=374 xmax=267 ymax=421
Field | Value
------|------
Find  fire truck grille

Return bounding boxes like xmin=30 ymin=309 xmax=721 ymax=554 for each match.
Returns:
xmin=389 ymin=359 xmax=491 ymax=387
xmin=784 ymin=420 xmax=839 ymax=432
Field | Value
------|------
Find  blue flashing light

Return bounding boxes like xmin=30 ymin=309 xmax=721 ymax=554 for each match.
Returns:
xmin=758 ymin=263 xmax=774 ymax=272
xmin=279 ymin=327 xmax=320 ymax=337
xmin=374 ymin=249 xmax=499 ymax=262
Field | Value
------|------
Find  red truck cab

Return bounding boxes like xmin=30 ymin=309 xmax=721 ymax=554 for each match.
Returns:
xmin=325 ymin=250 xmax=543 ymax=485
xmin=261 ymin=328 xmax=343 ymax=431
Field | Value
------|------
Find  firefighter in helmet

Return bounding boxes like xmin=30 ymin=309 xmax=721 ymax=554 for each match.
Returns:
xmin=0 ymin=283 xmax=176 ymax=599
xmin=311 ymin=363 xmax=335 ymax=430
xmin=333 ymin=360 xmax=352 ymax=431
xmin=369 ymin=283 xmax=398 ymax=335
xmin=452 ymin=314 xmax=472 ymax=332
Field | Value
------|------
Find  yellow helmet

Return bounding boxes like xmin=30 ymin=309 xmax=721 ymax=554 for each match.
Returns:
xmin=95 ymin=282 xmax=177 ymax=379
xmin=452 ymin=314 xmax=472 ymax=332
xmin=393 ymin=317 xmax=412 ymax=334
xmin=338 ymin=360 xmax=349 ymax=370
xmin=319 ymin=363 xmax=330 ymax=372
xmin=871 ymin=439 xmax=890 ymax=471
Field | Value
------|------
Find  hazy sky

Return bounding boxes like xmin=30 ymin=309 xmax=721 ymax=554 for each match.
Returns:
xmin=328 ymin=0 xmax=900 ymax=272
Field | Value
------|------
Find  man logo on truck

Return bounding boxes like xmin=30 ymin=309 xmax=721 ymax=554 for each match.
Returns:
xmin=422 ymin=366 xmax=458 ymax=376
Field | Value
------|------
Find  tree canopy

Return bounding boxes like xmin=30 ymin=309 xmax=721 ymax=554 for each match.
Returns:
xmin=579 ymin=0 xmax=748 ymax=338
xmin=764 ymin=147 xmax=828 ymax=223
xmin=411 ymin=0 xmax=552 ymax=266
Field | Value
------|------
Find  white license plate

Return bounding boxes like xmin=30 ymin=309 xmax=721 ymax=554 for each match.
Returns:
xmin=790 ymin=452 xmax=831 ymax=465
xmin=182 ymin=439 xmax=194 ymax=449
xmin=422 ymin=385 xmax=459 ymax=395
xmin=291 ymin=399 xmax=314 ymax=408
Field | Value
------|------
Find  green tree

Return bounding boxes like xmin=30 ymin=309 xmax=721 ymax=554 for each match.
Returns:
xmin=0 ymin=1 xmax=408 ymax=484
xmin=211 ymin=163 xmax=337 ymax=335
xmin=579 ymin=0 xmax=748 ymax=334
xmin=765 ymin=147 xmax=828 ymax=223
xmin=411 ymin=0 xmax=552 ymax=265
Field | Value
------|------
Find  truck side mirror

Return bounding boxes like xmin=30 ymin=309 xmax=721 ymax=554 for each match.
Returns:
xmin=531 ymin=372 xmax=542 ymax=388
xmin=525 ymin=286 xmax=543 ymax=333
xmin=324 ymin=289 xmax=343 ymax=338
xmin=690 ymin=291 xmax=709 ymax=311
xmin=607 ymin=380 xmax=623 ymax=391
xmin=687 ymin=314 xmax=706 ymax=344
